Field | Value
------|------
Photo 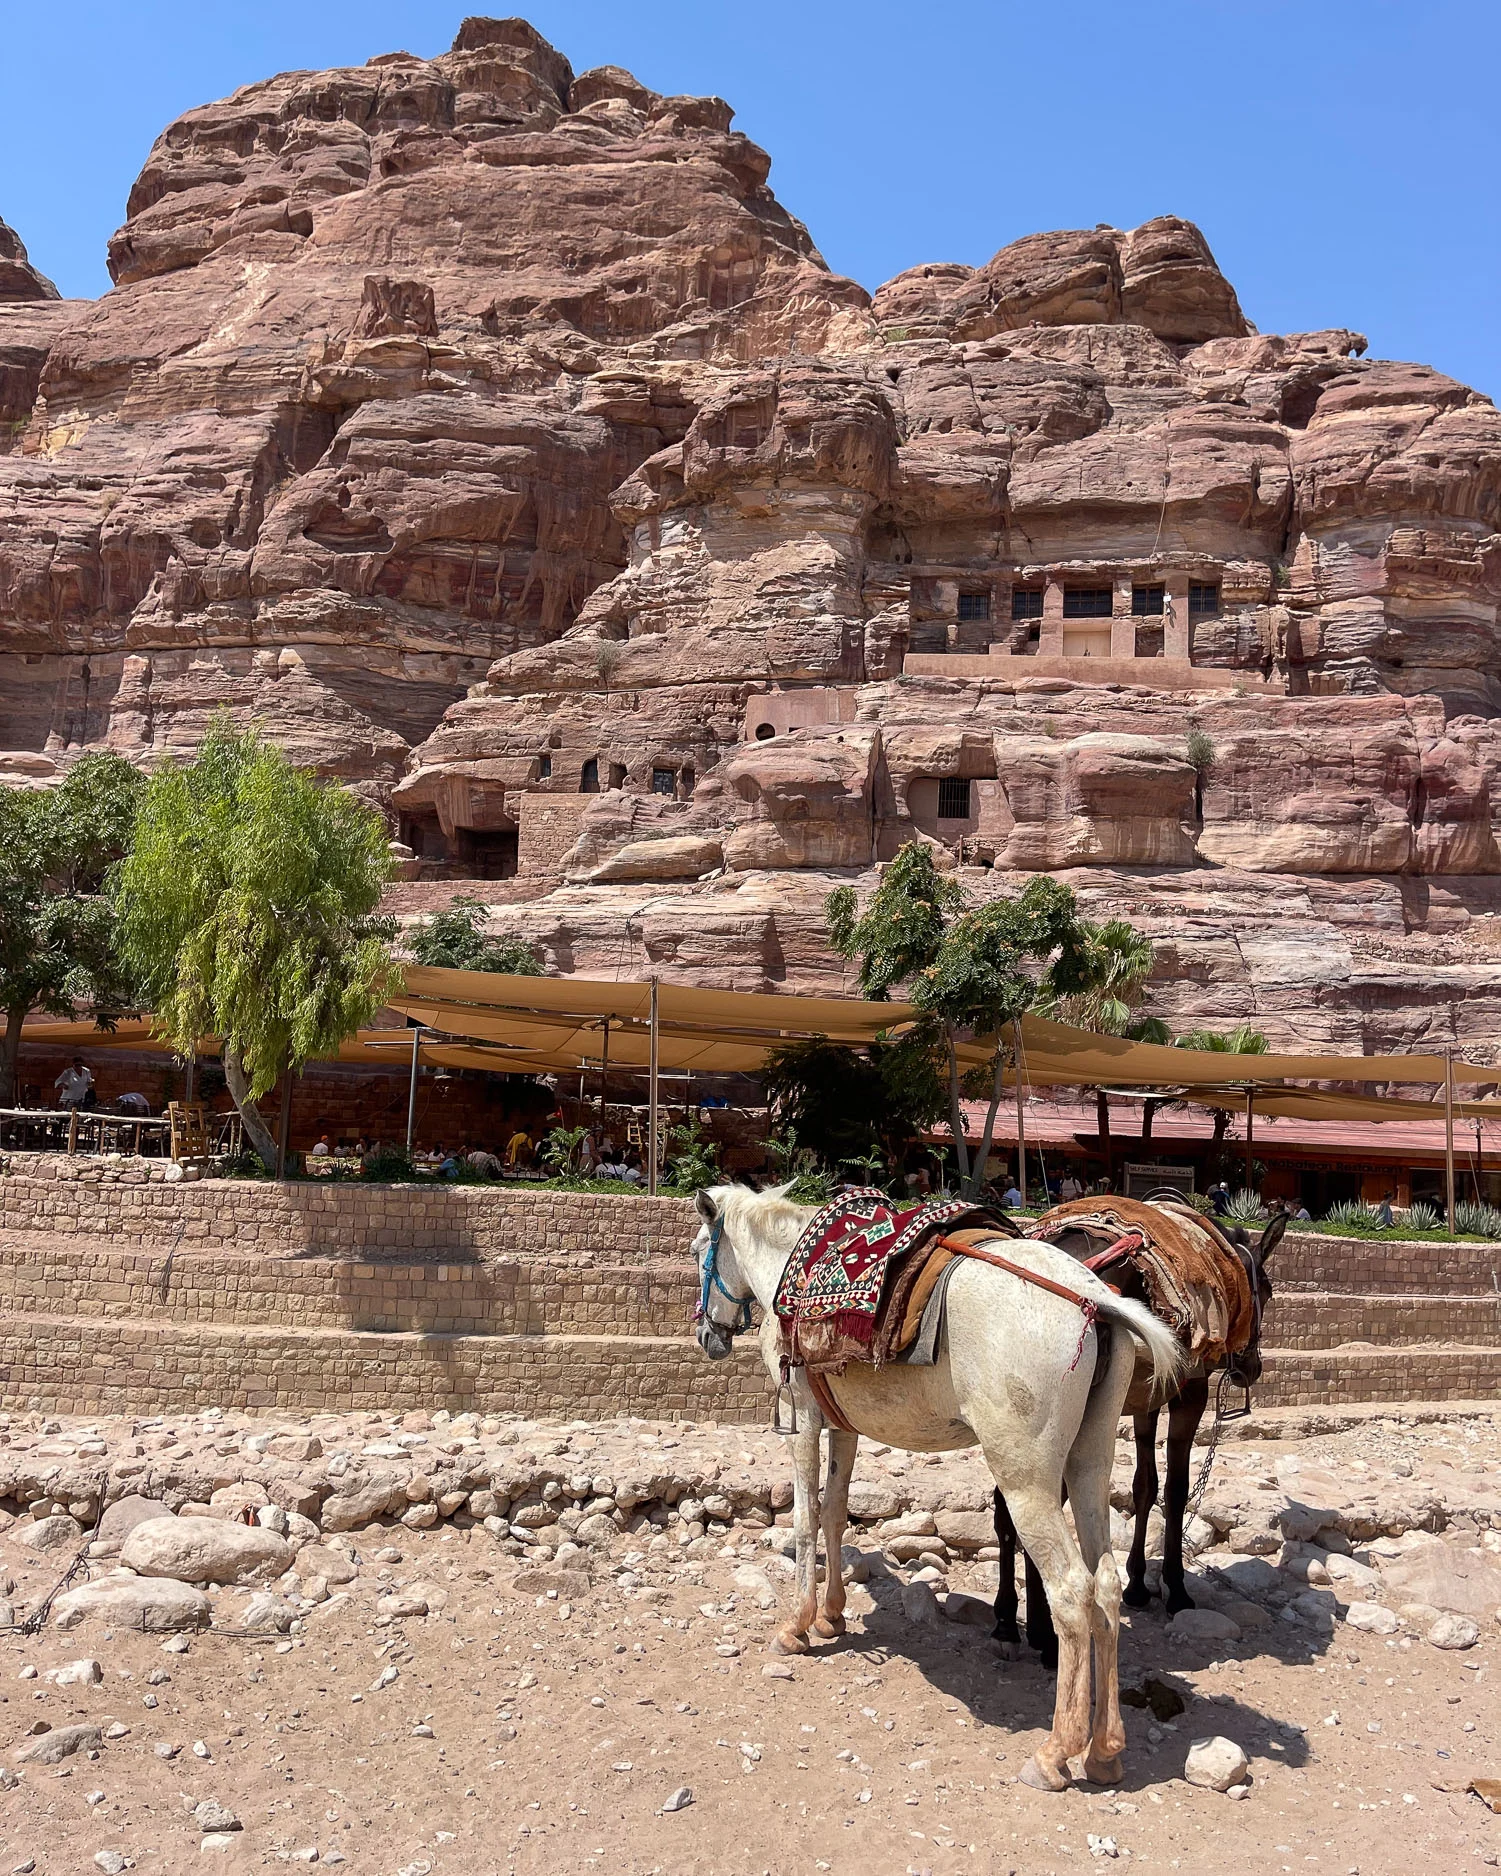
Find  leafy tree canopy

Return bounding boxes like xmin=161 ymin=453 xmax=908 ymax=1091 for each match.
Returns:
xmin=0 ymin=753 xmax=145 ymax=1101
xmin=408 ymin=896 xmax=543 ymax=975
xmin=761 ymin=1033 xmax=946 ymax=1182
xmin=113 ymin=720 xmax=396 ymax=1168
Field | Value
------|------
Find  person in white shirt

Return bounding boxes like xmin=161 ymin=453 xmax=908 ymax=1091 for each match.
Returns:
xmin=55 ymin=1059 xmax=94 ymax=1110
xmin=309 ymin=1136 xmax=332 ymax=1158
xmin=1059 ymin=1173 xmax=1084 ymax=1202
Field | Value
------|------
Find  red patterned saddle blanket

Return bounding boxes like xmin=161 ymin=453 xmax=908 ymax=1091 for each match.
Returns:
xmin=773 ymin=1189 xmax=998 ymax=1374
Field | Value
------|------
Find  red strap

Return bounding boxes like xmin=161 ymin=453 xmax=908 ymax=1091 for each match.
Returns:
xmin=937 ymin=1233 xmax=1102 ymax=1372
xmin=1084 ymin=1231 xmax=1145 ymax=1272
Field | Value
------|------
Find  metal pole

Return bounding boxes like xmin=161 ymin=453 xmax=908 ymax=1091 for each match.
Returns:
xmin=1012 ymin=1019 xmax=1026 ymax=1203
xmin=648 ymin=978 xmax=660 ymax=1197
xmin=1244 ymin=1087 xmax=1254 ymax=1191
xmin=406 ymin=1028 xmax=421 ymax=1153
xmin=599 ymin=1019 xmax=610 ymax=1128
xmin=1445 ymin=1048 xmax=1456 ymax=1235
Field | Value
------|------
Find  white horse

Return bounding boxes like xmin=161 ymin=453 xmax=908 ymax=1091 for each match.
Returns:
xmin=692 ymin=1183 xmax=1185 ymax=1791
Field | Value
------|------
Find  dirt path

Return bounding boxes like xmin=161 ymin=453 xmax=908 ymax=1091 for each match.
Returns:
xmin=0 ymin=1407 xmax=1497 ymax=1875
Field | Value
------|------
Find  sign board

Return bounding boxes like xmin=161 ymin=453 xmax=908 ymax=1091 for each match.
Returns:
xmin=1122 ymin=1161 xmax=1195 ymax=1198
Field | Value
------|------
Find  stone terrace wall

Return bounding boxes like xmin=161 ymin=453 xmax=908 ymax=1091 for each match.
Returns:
xmin=0 ymin=1157 xmax=1497 ymax=1418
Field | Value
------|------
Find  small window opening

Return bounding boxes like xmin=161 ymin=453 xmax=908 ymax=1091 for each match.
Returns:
xmin=1189 ymin=581 xmax=1221 ymax=619
xmin=957 ymin=590 xmax=991 ymax=622
xmin=537 ymin=754 xmax=552 ymax=779
xmin=754 ymin=722 xmax=776 ymax=741
xmin=1131 ymin=583 xmax=1165 ymax=617
xmin=937 ymin=777 xmax=972 ymax=820
xmin=651 ymin=767 xmax=676 ymax=796
xmin=1011 ymin=586 xmax=1044 ymax=621
xmin=1063 ymin=587 xmax=1113 ymax=619
xmin=580 ymin=757 xmax=599 ymax=793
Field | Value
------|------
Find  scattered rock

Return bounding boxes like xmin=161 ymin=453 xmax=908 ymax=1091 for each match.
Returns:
xmin=96 ymin=1497 xmax=172 ymax=1543
xmin=119 ymin=1516 xmax=292 ymax=1586
xmin=662 ymin=1786 xmax=693 ymax=1812
xmin=192 ymin=1800 xmax=241 ymax=1833
xmin=1343 ymin=1600 xmax=1401 ymax=1635
xmin=1167 ymin=1607 xmax=1241 ymax=1645
xmin=941 ymin=1590 xmax=995 ymax=1628
xmin=15 ymin=1723 xmax=102 ymax=1765
xmin=52 ymin=1573 xmax=209 ymax=1634
xmin=377 ymin=1593 xmax=429 ymax=1619
xmin=1428 ymin=1613 xmax=1481 ymax=1651
xmin=15 ymin=1515 xmax=83 ymax=1554
xmin=900 ymin=1581 xmax=941 ymax=1625
xmin=1183 ymin=1735 xmax=1250 ymax=1792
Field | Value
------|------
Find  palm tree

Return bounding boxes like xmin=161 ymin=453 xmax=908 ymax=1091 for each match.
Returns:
xmin=1177 ymin=1025 xmax=1269 ymax=1144
xmin=1034 ymin=920 xmax=1158 ymax=1181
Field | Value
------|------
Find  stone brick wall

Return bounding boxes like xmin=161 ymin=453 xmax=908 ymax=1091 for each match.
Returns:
xmin=516 ymin=792 xmax=592 ymax=875
xmin=0 ymin=1164 xmax=1495 ymax=1420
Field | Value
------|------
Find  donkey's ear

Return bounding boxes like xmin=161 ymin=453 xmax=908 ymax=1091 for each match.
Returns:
xmin=1257 ymin=1213 xmax=1289 ymax=1261
xmin=695 ymin=1188 xmax=718 ymax=1224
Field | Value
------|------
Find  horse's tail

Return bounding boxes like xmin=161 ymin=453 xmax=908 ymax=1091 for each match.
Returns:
xmin=1085 ymin=1284 xmax=1186 ymax=1398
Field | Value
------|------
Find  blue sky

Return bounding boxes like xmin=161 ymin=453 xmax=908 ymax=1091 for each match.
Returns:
xmin=4 ymin=1 xmax=1497 ymax=395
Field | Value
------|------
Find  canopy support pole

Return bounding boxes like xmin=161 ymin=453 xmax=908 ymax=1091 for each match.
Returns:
xmin=599 ymin=1019 xmax=610 ymax=1127
xmin=1012 ymin=1019 xmax=1027 ymax=1204
xmin=1244 ymin=1087 xmax=1254 ymax=1191
xmin=1445 ymin=1048 xmax=1456 ymax=1235
xmin=406 ymin=1028 xmax=421 ymax=1154
xmin=648 ymin=978 xmax=660 ymax=1197
xmin=276 ymin=1067 xmax=294 ymax=1180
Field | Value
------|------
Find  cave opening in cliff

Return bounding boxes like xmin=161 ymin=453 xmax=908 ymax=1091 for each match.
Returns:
xmin=454 ymin=829 xmax=519 ymax=880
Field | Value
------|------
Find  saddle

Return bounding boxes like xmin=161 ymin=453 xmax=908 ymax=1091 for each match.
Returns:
xmin=773 ymin=1191 xmax=1007 ymax=1377
xmin=1025 ymin=1195 xmax=1254 ymax=1400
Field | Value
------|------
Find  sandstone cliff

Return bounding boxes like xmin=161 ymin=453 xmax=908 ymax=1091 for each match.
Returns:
xmin=3 ymin=18 xmax=1501 ymax=1053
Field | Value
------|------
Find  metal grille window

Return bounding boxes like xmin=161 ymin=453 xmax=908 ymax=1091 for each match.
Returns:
xmin=957 ymin=590 xmax=991 ymax=622
xmin=1063 ymin=587 xmax=1113 ymax=619
xmin=651 ymin=767 xmax=676 ymax=796
xmin=936 ymin=777 xmax=972 ymax=819
xmin=1010 ymin=586 xmax=1044 ymax=621
xmin=1131 ymin=583 xmax=1165 ymax=616
xmin=1189 ymin=581 xmax=1221 ymax=619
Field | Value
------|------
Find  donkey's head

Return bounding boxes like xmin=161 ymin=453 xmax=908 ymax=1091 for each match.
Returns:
xmin=1223 ymin=1211 xmax=1286 ymax=1386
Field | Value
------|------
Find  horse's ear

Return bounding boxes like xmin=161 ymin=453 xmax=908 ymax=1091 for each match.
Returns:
xmin=1257 ymin=1213 xmax=1288 ymax=1262
xmin=695 ymin=1188 xmax=718 ymax=1224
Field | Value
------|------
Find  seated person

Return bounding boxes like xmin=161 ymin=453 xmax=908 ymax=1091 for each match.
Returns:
xmin=1000 ymin=1181 xmax=1023 ymax=1210
xmin=114 ymin=1090 xmax=151 ymax=1116
xmin=466 ymin=1146 xmax=504 ymax=1177
xmin=309 ymin=1135 xmax=332 ymax=1158
xmin=505 ymin=1126 xmax=534 ymax=1168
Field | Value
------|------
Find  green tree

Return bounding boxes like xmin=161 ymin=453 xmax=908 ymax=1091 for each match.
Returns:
xmin=761 ymin=1033 xmax=945 ymax=1182
xmin=827 ymin=843 xmax=1094 ymax=1196
xmin=0 ymin=753 xmax=145 ymax=1102
xmin=408 ymin=896 xmax=542 ymax=975
xmin=1178 ymin=1024 xmax=1269 ymax=1146
xmin=113 ymin=722 xmax=396 ymax=1171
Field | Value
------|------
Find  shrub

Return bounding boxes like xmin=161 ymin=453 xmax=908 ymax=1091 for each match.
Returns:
xmin=1223 ymin=1187 xmax=1268 ymax=1222
xmin=1455 ymin=1199 xmax=1501 ymax=1240
xmin=1323 ymin=1198 xmax=1381 ymax=1232
xmin=1185 ymin=728 xmax=1216 ymax=777
xmin=1402 ymin=1199 xmax=1441 ymax=1232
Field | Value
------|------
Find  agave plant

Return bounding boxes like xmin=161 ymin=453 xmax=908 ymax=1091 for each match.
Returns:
xmin=1401 ymin=1199 xmax=1441 ymax=1232
xmin=1455 ymin=1199 xmax=1501 ymax=1240
xmin=1323 ymin=1197 xmax=1381 ymax=1231
xmin=1223 ymin=1187 xmax=1269 ymax=1223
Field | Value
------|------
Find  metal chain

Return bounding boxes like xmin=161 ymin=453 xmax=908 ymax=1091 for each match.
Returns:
xmin=1183 ymin=1370 xmax=1244 ymax=1520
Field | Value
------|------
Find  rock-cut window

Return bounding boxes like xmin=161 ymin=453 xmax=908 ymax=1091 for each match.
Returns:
xmin=538 ymin=754 xmax=552 ymax=779
xmin=1063 ymin=587 xmax=1113 ymax=619
xmin=1189 ymin=581 xmax=1221 ymax=619
xmin=957 ymin=590 xmax=991 ymax=622
xmin=937 ymin=777 xmax=972 ymax=820
xmin=1131 ymin=584 xmax=1165 ymax=617
xmin=1010 ymin=586 xmax=1044 ymax=621
xmin=651 ymin=767 xmax=676 ymax=796
xmin=580 ymin=757 xmax=599 ymax=793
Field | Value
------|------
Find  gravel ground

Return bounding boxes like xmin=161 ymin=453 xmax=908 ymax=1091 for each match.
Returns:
xmin=0 ymin=1404 xmax=1497 ymax=1875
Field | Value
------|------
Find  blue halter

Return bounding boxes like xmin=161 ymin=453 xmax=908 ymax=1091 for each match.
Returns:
xmin=696 ymin=1213 xmax=754 ymax=1336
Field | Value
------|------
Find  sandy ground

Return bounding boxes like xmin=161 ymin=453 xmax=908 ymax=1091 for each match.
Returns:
xmin=0 ymin=1408 xmax=1498 ymax=1876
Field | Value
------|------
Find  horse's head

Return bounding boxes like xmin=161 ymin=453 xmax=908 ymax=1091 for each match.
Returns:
xmin=1223 ymin=1211 xmax=1286 ymax=1386
xmin=691 ymin=1186 xmax=755 ymax=1362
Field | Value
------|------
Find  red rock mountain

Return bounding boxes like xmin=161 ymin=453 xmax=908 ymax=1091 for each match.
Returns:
xmin=4 ymin=17 xmax=1501 ymax=1053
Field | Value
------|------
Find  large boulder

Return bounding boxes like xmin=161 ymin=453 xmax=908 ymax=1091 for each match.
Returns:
xmin=118 ymin=1516 xmax=292 ymax=1586
xmin=52 ymin=1572 xmax=210 ymax=1633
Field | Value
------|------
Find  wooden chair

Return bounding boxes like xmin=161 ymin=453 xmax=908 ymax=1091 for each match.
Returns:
xmin=168 ymin=1102 xmax=211 ymax=1162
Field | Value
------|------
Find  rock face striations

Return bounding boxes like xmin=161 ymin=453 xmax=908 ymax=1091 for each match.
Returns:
xmin=3 ymin=17 xmax=1501 ymax=1050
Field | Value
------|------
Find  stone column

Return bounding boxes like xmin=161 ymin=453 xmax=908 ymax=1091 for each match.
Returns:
xmin=1039 ymin=575 xmax=1065 ymax=656
xmin=1110 ymin=574 xmax=1137 ymax=660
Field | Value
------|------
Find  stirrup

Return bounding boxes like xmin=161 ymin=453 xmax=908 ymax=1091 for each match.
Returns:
xmin=770 ymin=1368 xmax=800 ymax=1436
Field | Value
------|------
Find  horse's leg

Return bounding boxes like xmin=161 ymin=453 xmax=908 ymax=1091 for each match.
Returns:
xmin=999 ymin=1479 xmax=1096 ymax=1792
xmin=815 ymin=1428 xmax=858 ymax=1638
xmin=1064 ymin=1332 xmax=1137 ymax=1786
xmin=1162 ymin=1374 xmax=1209 ymax=1616
xmin=990 ymin=1490 xmax=1022 ymax=1658
xmin=1121 ymin=1406 xmax=1160 ymax=1608
xmin=1025 ymin=1492 xmax=1060 ymax=1670
xmin=772 ymin=1417 xmax=825 ymax=1655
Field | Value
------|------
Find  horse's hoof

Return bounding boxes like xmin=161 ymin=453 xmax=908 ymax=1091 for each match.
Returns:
xmin=1164 ymin=1591 xmax=1196 ymax=1616
xmin=1121 ymin=1583 xmax=1152 ymax=1609
xmin=1082 ymin=1751 xmax=1124 ymax=1785
xmin=770 ymin=1631 xmax=809 ymax=1656
xmin=1019 ymin=1756 xmax=1068 ymax=1793
xmin=813 ymin=1613 xmax=846 ymax=1639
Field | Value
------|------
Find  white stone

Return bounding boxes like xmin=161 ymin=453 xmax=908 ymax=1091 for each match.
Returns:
xmin=15 ymin=1515 xmax=83 ymax=1554
xmin=662 ymin=1786 xmax=693 ymax=1812
xmin=1343 ymin=1601 xmax=1401 ymax=1635
xmin=1168 ymin=1607 xmax=1241 ymax=1645
xmin=193 ymin=1801 xmax=240 ymax=1833
xmin=1183 ymin=1735 xmax=1250 ymax=1792
xmin=900 ymin=1581 xmax=941 ymax=1625
xmin=44 ymin=1659 xmax=103 ymax=1686
xmin=1428 ymin=1613 xmax=1481 ymax=1650
xmin=16 ymin=1723 xmax=102 ymax=1765
xmin=119 ymin=1517 xmax=292 ymax=1586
